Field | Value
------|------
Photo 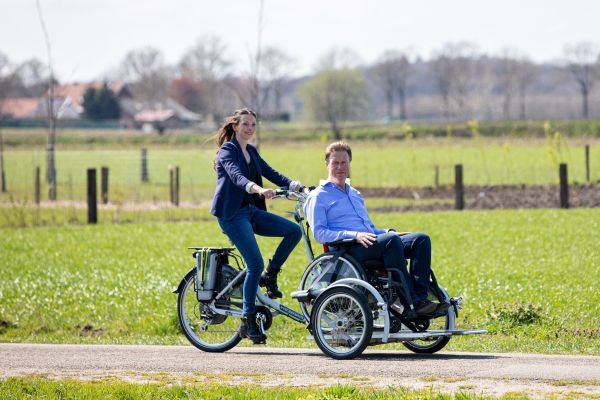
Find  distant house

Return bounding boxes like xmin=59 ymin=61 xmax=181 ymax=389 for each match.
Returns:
xmin=0 ymin=96 xmax=80 ymax=121
xmin=0 ymin=98 xmax=40 ymax=119
xmin=0 ymin=81 xmax=202 ymax=131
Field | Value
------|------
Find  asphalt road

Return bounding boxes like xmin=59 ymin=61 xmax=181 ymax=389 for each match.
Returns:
xmin=1 ymin=343 xmax=599 ymax=397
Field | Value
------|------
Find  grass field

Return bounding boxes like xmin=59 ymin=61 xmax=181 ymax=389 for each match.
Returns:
xmin=1 ymin=136 xmax=598 ymax=206
xmin=1 ymin=207 xmax=598 ymax=355
xmin=0 ymin=377 xmax=505 ymax=400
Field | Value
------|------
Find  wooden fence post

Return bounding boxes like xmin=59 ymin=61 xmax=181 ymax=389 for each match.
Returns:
xmin=585 ymin=144 xmax=590 ymax=183
xmin=35 ymin=166 xmax=41 ymax=204
xmin=141 ymin=148 xmax=149 ymax=182
xmin=169 ymin=166 xmax=180 ymax=206
xmin=454 ymin=164 xmax=464 ymax=210
xmin=87 ymin=168 xmax=97 ymax=224
xmin=559 ymin=163 xmax=569 ymax=209
xmin=174 ymin=166 xmax=180 ymax=207
xmin=101 ymin=166 xmax=109 ymax=204
xmin=434 ymin=165 xmax=439 ymax=187
xmin=169 ymin=166 xmax=174 ymax=204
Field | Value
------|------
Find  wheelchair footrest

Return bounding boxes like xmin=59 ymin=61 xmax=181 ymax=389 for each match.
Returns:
xmin=291 ymin=288 xmax=324 ymax=303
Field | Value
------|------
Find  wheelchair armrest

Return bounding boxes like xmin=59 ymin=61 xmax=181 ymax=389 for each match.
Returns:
xmin=324 ymin=238 xmax=357 ymax=247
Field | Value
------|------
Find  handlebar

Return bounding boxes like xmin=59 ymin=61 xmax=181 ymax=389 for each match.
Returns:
xmin=272 ymin=186 xmax=315 ymax=201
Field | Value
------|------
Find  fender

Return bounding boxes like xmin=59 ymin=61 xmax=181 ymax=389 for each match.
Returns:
xmin=173 ymin=267 xmax=196 ymax=293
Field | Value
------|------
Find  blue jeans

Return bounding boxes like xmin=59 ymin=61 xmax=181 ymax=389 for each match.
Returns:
xmin=346 ymin=231 xmax=432 ymax=302
xmin=218 ymin=205 xmax=302 ymax=315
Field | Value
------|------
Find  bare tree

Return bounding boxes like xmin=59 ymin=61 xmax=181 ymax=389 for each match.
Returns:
xmin=495 ymin=50 xmax=521 ymax=120
xmin=514 ymin=59 xmax=537 ymax=120
xmin=13 ymin=58 xmax=49 ymax=97
xmin=374 ymin=49 xmax=412 ymax=120
xmin=431 ymin=42 xmax=479 ymax=119
xmin=564 ymin=42 xmax=600 ymax=119
xmin=257 ymin=46 xmax=295 ymax=116
xmin=120 ymin=46 xmax=169 ymax=107
xmin=36 ymin=0 xmax=57 ymax=200
xmin=0 ymin=50 xmax=10 ymax=192
xmin=179 ymin=35 xmax=232 ymax=122
xmin=314 ymin=46 xmax=363 ymax=71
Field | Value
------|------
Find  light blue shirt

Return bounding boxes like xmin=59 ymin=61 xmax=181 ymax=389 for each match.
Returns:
xmin=304 ymin=180 xmax=385 ymax=244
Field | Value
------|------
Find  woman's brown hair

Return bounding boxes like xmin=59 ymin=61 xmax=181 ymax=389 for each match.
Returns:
xmin=214 ymin=108 xmax=257 ymax=148
xmin=213 ymin=108 xmax=257 ymax=169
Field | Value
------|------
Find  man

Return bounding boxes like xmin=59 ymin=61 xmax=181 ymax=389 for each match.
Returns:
xmin=304 ymin=141 xmax=448 ymax=316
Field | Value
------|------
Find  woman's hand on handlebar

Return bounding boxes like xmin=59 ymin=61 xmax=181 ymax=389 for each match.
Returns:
xmin=259 ymin=187 xmax=277 ymax=199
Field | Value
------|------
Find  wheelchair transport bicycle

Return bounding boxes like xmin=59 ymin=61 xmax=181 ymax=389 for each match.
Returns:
xmin=174 ymin=187 xmax=486 ymax=359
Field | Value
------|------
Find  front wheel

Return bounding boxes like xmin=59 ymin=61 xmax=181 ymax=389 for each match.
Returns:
xmin=298 ymin=253 xmax=365 ymax=320
xmin=177 ymin=268 xmax=242 ymax=352
xmin=310 ymin=285 xmax=373 ymax=360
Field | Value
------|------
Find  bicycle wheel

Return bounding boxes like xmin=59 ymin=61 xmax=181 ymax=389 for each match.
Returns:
xmin=310 ymin=285 xmax=373 ymax=360
xmin=298 ymin=253 xmax=365 ymax=320
xmin=402 ymin=285 xmax=451 ymax=354
xmin=177 ymin=266 xmax=242 ymax=352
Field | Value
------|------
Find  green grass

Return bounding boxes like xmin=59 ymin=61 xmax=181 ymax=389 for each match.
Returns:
xmin=1 ymin=136 xmax=598 ymax=205
xmin=1 ymin=208 xmax=598 ymax=354
xmin=0 ymin=377 xmax=513 ymax=400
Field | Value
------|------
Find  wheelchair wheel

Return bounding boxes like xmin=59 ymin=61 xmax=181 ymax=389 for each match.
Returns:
xmin=402 ymin=285 xmax=452 ymax=354
xmin=298 ymin=253 xmax=365 ymax=320
xmin=310 ymin=285 xmax=373 ymax=360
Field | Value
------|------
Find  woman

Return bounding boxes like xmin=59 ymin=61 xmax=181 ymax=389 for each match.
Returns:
xmin=210 ymin=108 xmax=303 ymax=344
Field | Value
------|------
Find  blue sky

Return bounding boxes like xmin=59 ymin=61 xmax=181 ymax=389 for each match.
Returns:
xmin=1 ymin=0 xmax=598 ymax=82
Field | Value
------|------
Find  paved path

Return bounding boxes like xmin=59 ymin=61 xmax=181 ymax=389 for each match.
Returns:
xmin=1 ymin=343 xmax=599 ymax=398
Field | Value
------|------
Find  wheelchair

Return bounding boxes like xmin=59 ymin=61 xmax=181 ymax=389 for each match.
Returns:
xmin=292 ymin=237 xmax=485 ymax=360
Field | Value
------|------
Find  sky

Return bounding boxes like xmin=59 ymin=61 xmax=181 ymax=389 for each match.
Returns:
xmin=1 ymin=0 xmax=599 ymax=83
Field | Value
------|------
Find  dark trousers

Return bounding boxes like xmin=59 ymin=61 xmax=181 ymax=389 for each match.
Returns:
xmin=218 ymin=205 xmax=302 ymax=315
xmin=346 ymin=231 xmax=432 ymax=302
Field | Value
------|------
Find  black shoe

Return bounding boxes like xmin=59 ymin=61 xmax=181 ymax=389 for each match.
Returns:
xmin=259 ymin=266 xmax=283 ymax=299
xmin=239 ymin=314 xmax=267 ymax=344
xmin=434 ymin=302 xmax=451 ymax=313
xmin=414 ymin=300 xmax=437 ymax=315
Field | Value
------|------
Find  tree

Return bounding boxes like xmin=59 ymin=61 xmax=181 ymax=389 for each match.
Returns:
xmin=314 ymin=46 xmax=363 ymax=71
xmin=120 ymin=46 xmax=169 ymax=107
xmin=257 ymin=47 xmax=295 ymax=117
xmin=374 ymin=49 xmax=412 ymax=120
xmin=299 ymin=68 xmax=369 ymax=139
xmin=82 ymin=83 xmax=121 ymax=120
xmin=12 ymin=58 xmax=48 ymax=97
xmin=178 ymin=35 xmax=232 ymax=121
xmin=514 ymin=60 xmax=537 ymax=120
xmin=564 ymin=42 xmax=600 ymax=119
xmin=431 ymin=42 xmax=479 ymax=119
xmin=0 ymin=50 xmax=10 ymax=192
xmin=169 ymin=77 xmax=206 ymax=113
xmin=36 ymin=0 xmax=57 ymax=200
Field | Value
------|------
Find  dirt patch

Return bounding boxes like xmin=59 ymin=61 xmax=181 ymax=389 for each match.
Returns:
xmin=359 ymin=183 xmax=600 ymax=212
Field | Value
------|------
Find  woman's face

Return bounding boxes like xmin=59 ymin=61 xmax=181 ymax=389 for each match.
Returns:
xmin=233 ymin=114 xmax=257 ymax=142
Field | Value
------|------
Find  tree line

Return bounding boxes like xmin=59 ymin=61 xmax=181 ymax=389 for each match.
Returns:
xmin=2 ymin=38 xmax=600 ymax=137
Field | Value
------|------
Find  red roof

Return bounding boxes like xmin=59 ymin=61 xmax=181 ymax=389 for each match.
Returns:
xmin=51 ymin=81 xmax=129 ymax=106
xmin=134 ymin=109 xmax=175 ymax=122
xmin=0 ymin=98 xmax=40 ymax=118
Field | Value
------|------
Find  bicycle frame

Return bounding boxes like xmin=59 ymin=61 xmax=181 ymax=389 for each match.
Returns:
xmin=206 ymin=266 xmax=306 ymax=324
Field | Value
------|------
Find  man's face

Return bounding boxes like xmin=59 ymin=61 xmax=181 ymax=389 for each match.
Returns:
xmin=327 ymin=150 xmax=350 ymax=185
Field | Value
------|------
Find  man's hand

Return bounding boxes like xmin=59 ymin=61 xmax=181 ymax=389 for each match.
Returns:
xmin=356 ymin=232 xmax=376 ymax=248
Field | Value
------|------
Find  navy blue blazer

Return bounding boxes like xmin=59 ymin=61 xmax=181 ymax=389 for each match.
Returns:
xmin=210 ymin=138 xmax=292 ymax=220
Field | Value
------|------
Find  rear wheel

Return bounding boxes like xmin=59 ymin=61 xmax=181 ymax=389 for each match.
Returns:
xmin=177 ymin=266 xmax=243 ymax=352
xmin=298 ymin=253 xmax=365 ymax=320
xmin=310 ymin=285 xmax=373 ymax=360
xmin=402 ymin=285 xmax=452 ymax=354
